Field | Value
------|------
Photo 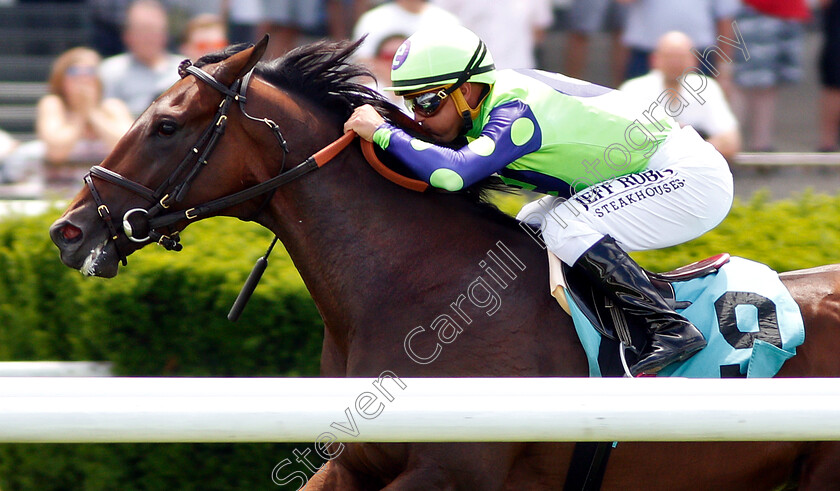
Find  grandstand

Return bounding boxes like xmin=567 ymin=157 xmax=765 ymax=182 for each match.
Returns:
xmin=0 ymin=1 xmax=838 ymax=201
xmin=0 ymin=2 xmax=89 ymax=143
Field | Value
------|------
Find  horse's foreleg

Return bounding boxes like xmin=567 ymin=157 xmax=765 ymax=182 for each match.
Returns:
xmin=307 ymin=456 xmax=461 ymax=490
xmin=302 ymin=459 xmax=383 ymax=490
xmin=299 ymin=460 xmax=330 ymax=491
xmin=379 ymin=443 xmax=524 ymax=491
xmin=797 ymin=442 xmax=840 ymax=490
xmin=378 ymin=465 xmax=457 ymax=491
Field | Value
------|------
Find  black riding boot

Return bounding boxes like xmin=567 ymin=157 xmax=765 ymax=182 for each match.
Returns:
xmin=573 ymin=235 xmax=707 ymax=376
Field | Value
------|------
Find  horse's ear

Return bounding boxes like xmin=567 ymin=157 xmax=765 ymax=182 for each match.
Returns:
xmin=216 ymin=34 xmax=269 ymax=86
xmin=241 ymin=34 xmax=269 ymax=77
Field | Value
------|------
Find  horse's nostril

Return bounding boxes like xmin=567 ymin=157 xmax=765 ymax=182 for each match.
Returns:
xmin=61 ymin=223 xmax=82 ymax=242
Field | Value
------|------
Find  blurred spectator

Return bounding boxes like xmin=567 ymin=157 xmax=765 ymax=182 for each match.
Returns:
xmin=180 ymin=13 xmax=229 ymax=61
xmin=0 ymin=124 xmax=44 ymax=191
xmin=326 ymin=0 xmax=370 ymax=41
xmin=563 ymin=0 xmax=627 ymax=86
xmin=168 ymin=0 xmax=223 ymax=16
xmin=0 ymin=129 xmax=18 ymax=163
xmin=163 ymin=0 xmax=224 ymax=44
xmin=223 ymin=0 xmax=367 ymax=52
xmin=99 ymin=0 xmax=183 ymax=117
xmin=730 ymin=0 xmax=810 ymax=152
xmin=819 ymin=0 xmax=840 ymax=151
xmin=88 ymin=0 xmax=133 ymax=57
xmin=88 ymin=0 xmax=187 ymax=56
xmin=619 ymin=0 xmax=740 ymax=82
xmin=620 ymin=31 xmax=741 ymax=161
xmin=0 ymin=128 xmax=24 ymax=183
xmin=36 ymin=47 xmax=133 ymax=181
xmin=223 ymin=0 xmax=262 ymax=44
xmin=353 ymin=0 xmax=459 ymax=72
xmin=258 ymin=0 xmax=326 ymax=60
xmin=365 ymin=34 xmax=408 ymax=107
xmin=432 ymin=0 xmax=553 ymax=70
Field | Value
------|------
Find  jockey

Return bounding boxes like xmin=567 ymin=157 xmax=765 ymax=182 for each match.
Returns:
xmin=344 ymin=25 xmax=734 ymax=376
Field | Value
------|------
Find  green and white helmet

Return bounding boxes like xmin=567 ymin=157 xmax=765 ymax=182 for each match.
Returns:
xmin=385 ymin=25 xmax=496 ymax=95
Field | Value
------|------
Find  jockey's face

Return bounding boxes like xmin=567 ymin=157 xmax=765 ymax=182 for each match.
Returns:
xmin=409 ymin=85 xmax=468 ymax=143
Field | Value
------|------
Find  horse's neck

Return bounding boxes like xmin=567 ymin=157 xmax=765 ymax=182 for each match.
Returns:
xmin=259 ymin=155 xmax=542 ymax=340
xmin=273 ymin=178 xmax=478 ymax=285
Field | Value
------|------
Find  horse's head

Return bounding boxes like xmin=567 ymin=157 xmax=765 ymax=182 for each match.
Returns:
xmin=50 ymin=38 xmax=272 ymax=277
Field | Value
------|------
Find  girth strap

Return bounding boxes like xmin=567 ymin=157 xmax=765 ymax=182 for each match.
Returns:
xmin=564 ymin=442 xmax=613 ymax=491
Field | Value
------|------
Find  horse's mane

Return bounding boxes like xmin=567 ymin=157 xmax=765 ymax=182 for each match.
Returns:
xmin=194 ymin=40 xmax=519 ymax=226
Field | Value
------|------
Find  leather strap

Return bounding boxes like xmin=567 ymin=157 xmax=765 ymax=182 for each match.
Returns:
xmin=185 ymin=65 xmax=244 ymax=101
xmin=148 ymin=131 xmax=358 ymax=229
xmin=564 ymin=442 xmax=613 ymax=491
xmin=89 ymin=165 xmax=157 ymax=203
xmin=314 ymin=131 xmax=356 ymax=167
xmin=360 ymin=139 xmax=429 ymax=192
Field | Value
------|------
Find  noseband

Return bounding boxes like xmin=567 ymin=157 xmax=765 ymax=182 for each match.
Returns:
xmin=84 ymin=62 xmax=354 ymax=266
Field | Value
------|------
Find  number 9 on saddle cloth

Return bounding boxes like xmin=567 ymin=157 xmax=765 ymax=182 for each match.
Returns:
xmin=551 ymin=252 xmax=805 ymax=378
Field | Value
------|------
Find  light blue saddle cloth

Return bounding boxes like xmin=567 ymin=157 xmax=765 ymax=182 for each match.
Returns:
xmin=568 ymin=257 xmax=806 ymax=378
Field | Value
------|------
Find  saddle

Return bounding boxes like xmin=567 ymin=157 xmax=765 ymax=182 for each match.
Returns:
xmin=558 ymin=251 xmax=801 ymax=491
xmin=558 ymin=252 xmax=731 ymax=376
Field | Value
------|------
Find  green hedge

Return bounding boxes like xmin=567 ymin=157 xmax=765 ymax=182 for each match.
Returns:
xmin=0 ymin=211 xmax=322 ymax=375
xmin=0 ymin=191 xmax=839 ymax=490
xmin=632 ymin=190 xmax=840 ymax=273
xmin=492 ymin=190 xmax=840 ymax=273
xmin=0 ymin=211 xmax=323 ymax=491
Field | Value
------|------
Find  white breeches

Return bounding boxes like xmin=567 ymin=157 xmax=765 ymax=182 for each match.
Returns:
xmin=517 ymin=125 xmax=734 ymax=265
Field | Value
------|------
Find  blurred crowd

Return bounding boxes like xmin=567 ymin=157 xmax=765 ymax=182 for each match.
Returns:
xmin=0 ymin=0 xmax=839 ymax=196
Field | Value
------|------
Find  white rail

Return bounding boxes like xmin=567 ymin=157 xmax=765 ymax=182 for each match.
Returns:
xmin=734 ymin=152 xmax=840 ymax=166
xmin=1 ymin=377 xmax=839 ymax=443
xmin=0 ymin=361 xmax=112 ymax=377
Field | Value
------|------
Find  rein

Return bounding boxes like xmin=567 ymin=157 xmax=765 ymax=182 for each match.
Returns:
xmin=148 ymin=131 xmax=356 ymax=230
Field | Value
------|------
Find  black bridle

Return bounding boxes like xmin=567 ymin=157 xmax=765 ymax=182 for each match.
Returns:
xmin=85 ymin=62 xmax=352 ymax=266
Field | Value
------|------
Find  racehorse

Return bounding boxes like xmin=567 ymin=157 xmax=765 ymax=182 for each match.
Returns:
xmin=49 ymin=37 xmax=840 ymax=490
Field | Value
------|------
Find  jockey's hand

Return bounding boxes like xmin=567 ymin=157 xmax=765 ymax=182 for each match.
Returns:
xmin=344 ymin=104 xmax=385 ymax=141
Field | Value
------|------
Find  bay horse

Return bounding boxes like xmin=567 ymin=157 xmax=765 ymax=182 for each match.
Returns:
xmin=49 ymin=38 xmax=840 ymax=490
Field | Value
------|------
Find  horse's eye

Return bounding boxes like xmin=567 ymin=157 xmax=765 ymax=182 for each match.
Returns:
xmin=157 ymin=121 xmax=178 ymax=137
